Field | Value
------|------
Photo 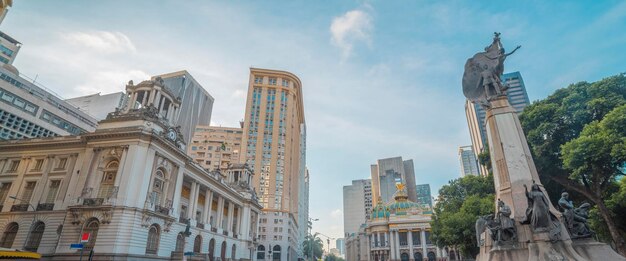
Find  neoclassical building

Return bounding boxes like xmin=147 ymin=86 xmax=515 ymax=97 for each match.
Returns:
xmin=346 ymin=184 xmax=444 ymax=261
xmin=0 ymin=77 xmax=262 ymax=260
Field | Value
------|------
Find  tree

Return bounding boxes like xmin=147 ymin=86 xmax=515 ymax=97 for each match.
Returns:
xmin=302 ymin=233 xmax=324 ymax=260
xmin=324 ymin=253 xmax=345 ymax=261
xmin=519 ymin=73 xmax=626 ymax=255
xmin=431 ymin=174 xmax=495 ymax=257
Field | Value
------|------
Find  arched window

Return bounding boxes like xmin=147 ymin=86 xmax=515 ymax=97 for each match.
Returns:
xmin=414 ymin=252 xmax=423 ymax=261
xmin=0 ymin=223 xmax=18 ymax=248
xmin=193 ymin=235 xmax=202 ymax=253
xmin=449 ymin=250 xmax=457 ymax=260
xmin=427 ymin=251 xmax=436 ymax=261
xmin=175 ymin=233 xmax=184 ymax=252
xmin=83 ymin=218 xmax=100 ymax=250
xmin=257 ymin=244 xmax=265 ymax=260
xmin=208 ymin=238 xmax=216 ymax=261
xmin=272 ymin=245 xmax=281 ymax=261
xmin=98 ymin=161 xmax=119 ymax=198
xmin=220 ymin=241 xmax=226 ymax=261
xmin=145 ymin=224 xmax=160 ymax=255
xmin=400 ymin=253 xmax=409 ymax=261
xmin=231 ymin=244 xmax=236 ymax=259
xmin=25 ymin=222 xmax=45 ymax=252
xmin=151 ymin=169 xmax=165 ymax=206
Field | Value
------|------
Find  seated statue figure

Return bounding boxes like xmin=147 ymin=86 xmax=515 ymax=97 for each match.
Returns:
xmin=558 ymin=192 xmax=593 ymax=238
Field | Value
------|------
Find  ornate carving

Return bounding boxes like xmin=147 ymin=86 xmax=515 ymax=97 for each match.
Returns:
xmin=101 ymin=208 xmax=112 ymax=224
xmin=141 ymin=212 xmax=152 ymax=227
xmin=164 ymin=219 xmax=173 ymax=232
xmin=70 ymin=209 xmax=82 ymax=225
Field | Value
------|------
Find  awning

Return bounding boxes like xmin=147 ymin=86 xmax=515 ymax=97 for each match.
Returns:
xmin=0 ymin=249 xmax=41 ymax=259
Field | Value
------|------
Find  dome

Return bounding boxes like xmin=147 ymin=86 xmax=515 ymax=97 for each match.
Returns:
xmin=389 ymin=183 xmax=421 ymax=216
xmin=370 ymin=197 xmax=390 ymax=220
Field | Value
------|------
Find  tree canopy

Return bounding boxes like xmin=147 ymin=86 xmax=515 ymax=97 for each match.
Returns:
xmin=519 ymin=73 xmax=626 ymax=255
xmin=302 ymin=233 xmax=324 ymax=261
xmin=324 ymin=253 xmax=345 ymax=261
xmin=431 ymin=174 xmax=495 ymax=257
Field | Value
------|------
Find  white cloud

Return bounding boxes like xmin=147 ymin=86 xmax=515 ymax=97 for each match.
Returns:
xmin=63 ymin=31 xmax=137 ymax=53
xmin=330 ymin=209 xmax=343 ymax=219
xmin=330 ymin=8 xmax=373 ymax=59
xmin=74 ymin=69 xmax=150 ymax=97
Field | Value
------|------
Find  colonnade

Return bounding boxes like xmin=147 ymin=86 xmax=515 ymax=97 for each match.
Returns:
xmin=370 ymin=229 xmax=432 ymax=261
xmin=183 ymin=179 xmax=244 ymax=236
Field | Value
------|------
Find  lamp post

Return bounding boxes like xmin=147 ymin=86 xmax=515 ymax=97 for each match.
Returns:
xmin=308 ymin=218 xmax=318 ymax=261
xmin=9 ymin=196 xmax=37 ymax=250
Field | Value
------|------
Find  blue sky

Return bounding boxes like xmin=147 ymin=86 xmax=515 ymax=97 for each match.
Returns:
xmin=3 ymin=0 xmax=626 ymax=249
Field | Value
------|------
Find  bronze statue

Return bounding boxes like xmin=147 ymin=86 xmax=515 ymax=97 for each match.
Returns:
xmin=475 ymin=199 xmax=518 ymax=247
xmin=521 ymin=181 xmax=561 ymax=240
xmin=558 ymin=192 xmax=593 ymax=238
xmin=462 ymin=32 xmax=521 ymax=108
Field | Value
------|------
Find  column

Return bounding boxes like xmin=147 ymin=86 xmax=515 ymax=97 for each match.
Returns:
xmin=236 ymin=205 xmax=243 ymax=235
xmin=216 ymin=196 xmax=224 ymax=230
xmin=227 ymin=203 xmax=235 ymax=233
xmin=148 ymin=89 xmax=156 ymax=105
xmin=33 ymin=156 xmax=55 ymax=207
xmin=188 ymin=182 xmax=197 ymax=220
xmin=421 ymin=230 xmax=427 ymax=258
xmin=394 ymin=231 xmax=400 ymax=259
xmin=408 ymin=231 xmax=414 ymax=260
xmin=141 ymin=91 xmax=148 ymax=106
xmin=171 ymin=167 xmax=185 ymax=218
xmin=203 ymin=190 xmax=210 ymax=225
xmin=154 ymin=91 xmax=161 ymax=108
xmin=388 ymin=231 xmax=395 ymax=260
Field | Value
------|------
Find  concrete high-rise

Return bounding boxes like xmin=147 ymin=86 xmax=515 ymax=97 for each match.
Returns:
xmin=0 ymin=31 xmax=19 ymax=65
xmin=336 ymin=238 xmax=345 ymax=256
xmin=65 ymin=92 xmax=128 ymax=121
xmin=152 ymin=70 xmax=214 ymax=145
xmin=187 ymin=125 xmax=244 ymax=171
xmin=343 ymin=179 xmax=372 ymax=236
xmin=416 ymin=184 xmax=432 ymax=207
xmin=370 ymin=157 xmax=417 ymax=204
xmin=458 ymin=145 xmax=480 ymax=176
xmin=465 ymin=71 xmax=530 ymax=176
xmin=240 ymin=68 xmax=306 ymax=261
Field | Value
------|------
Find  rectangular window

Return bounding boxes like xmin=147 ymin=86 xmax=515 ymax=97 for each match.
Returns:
xmin=282 ymin=79 xmax=289 ymax=87
xmin=57 ymin=158 xmax=67 ymax=169
xmin=0 ymin=183 xmax=11 ymax=203
xmin=21 ymin=182 xmax=36 ymax=202
xmin=8 ymin=160 xmax=19 ymax=172
xmin=269 ymin=77 xmax=277 ymax=85
xmin=45 ymin=180 xmax=61 ymax=203
xmin=254 ymin=76 xmax=263 ymax=84
xmin=1 ymin=92 xmax=13 ymax=102
xmin=31 ymin=159 xmax=44 ymax=171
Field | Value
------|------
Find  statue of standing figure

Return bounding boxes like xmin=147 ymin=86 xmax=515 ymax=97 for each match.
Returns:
xmin=462 ymin=32 xmax=521 ymax=108
xmin=558 ymin=192 xmax=594 ymax=238
xmin=475 ymin=199 xmax=517 ymax=247
xmin=521 ymin=181 xmax=562 ymax=240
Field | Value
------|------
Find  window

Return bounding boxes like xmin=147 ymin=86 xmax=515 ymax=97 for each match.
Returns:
xmin=32 ymin=159 xmax=44 ymax=171
xmin=269 ymin=77 xmax=277 ymax=85
xmin=7 ymin=160 xmax=19 ymax=172
xmin=193 ymin=235 xmax=202 ymax=253
xmin=209 ymin=239 xmax=216 ymax=261
xmin=146 ymin=224 xmax=160 ymax=255
xmin=254 ymin=76 xmax=263 ymax=84
xmin=21 ymin=182 xmax=36 ymax=202
xmin=57 ymin=158 xmax=67 ymax=169
xmin=272 ymin=245 xmax=281 ymax=260
xmin=98 ymin=161 xmax=118 ymax=198
xmin=0 ymin=182 xmax=10 ymax=202
xmin=151 ymin=170 xmax=165 ymax=206
xmin=83 ymin=218 xmax=99 ymax=250
xmin=45 ymin=180 xmax=61 ymax=204
xmin=175 ymin=233 xmax=184 ymax=252
xmin=25 ymin=222 xmax=45 ymax=252
xmin=0 ymin=223 xmax=18 ymax=248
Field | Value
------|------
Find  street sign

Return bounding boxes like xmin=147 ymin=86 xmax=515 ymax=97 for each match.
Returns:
xmin=81 ymin=233 xmax=90 ymax=243
xmin=70 ymin=243 xmax=84 ymax=249
xmin=184 ymin=252 xmax=195 ymax=256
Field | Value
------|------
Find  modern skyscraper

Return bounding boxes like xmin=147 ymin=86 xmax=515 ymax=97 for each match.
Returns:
xmin=370 ymin=157 xmax=417 ymax=203
xmin=240 ymin=68 xmax=306 ymax=261
xmin=416 ymin=184 xmax=432 ymax=207
xmin=343 ymin=179 xmax=373 ymax=236
xmin=0 ymin=31 xmax=19 ymax=65
xmin=187 ymin=125 xmax=244 ymax=171
xmin=152 ymin=70 xmax=214 ymax=145
xmin=458 ymin=145 xmax=480 ymax=176
xmin=65 ymin=92 xmax=128 ymax=121
xmin=336 ymin=238 xmax=345 ymax=256
xmin=465 ymin=71 xmax=530 ymax=176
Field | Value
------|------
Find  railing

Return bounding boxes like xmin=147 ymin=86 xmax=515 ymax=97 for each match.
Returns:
xmin=222 ymin=230 xmax=228 ymax=236
xmin=155 ymin=205 xmax=170 ymax=215
xmin=211 ymin=227 xmax=217 ymax=233
xmin=10 ymin=204 xmax=29 ymax=212
xmin=83 ymin=198 xmax=104 ymax=206
xmin=179 ymin=217 xmax=188 ymax=223
xmin=197 ymin=223 xmax=205 ymax=229
xmin=36 ymin=203 xmax=54 ymax=211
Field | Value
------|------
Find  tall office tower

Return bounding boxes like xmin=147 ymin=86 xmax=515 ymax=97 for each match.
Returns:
xmin=370 ymin=157 xmax=417 ymax=203
xmin=297 ymin=167 xmax=310 ymax=259
xmin=458 ymin=145 xmax=480 ymax=176
xmin=0 ymin=66 xmax=98 ymax=140
xmin=152 ymin=71 xmax=214 ymax=145
xmin=187 ymin=125 xmax=244 ymax=171
xmin=65 ymin=92 xmax=128 ymax=120
xmin=343 ymin=179 xmax=372 ymax=236
xmin=416 ymin=184 xmax=432 ymax=207
xmin=0 ymin=31 xmax=19 ymax=65
xmin=336 ymin=238 xmax=345 ymax=256
xmin=465 ymin=71 xmax=530 ymax=176
xmin=240 ymin=68 xmax=306 ymax=261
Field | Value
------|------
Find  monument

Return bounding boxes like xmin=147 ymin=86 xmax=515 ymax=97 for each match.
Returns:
xmin=463 ymin=33 xmax=625 ymax=261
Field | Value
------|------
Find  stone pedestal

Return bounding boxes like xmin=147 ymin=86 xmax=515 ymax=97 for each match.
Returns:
xmin=475 ymin=96 xmax=626 ymax=261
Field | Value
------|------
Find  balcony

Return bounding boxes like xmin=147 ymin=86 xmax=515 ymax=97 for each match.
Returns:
xmin=211 ymin=227 xmax=217 ymax=233
xmin=197 ymin=223 xmax=205 ymax=229
xmin=222 ymin=230 xmax=228 ymax=236
xmin=83 ymin=198 xmax=104 ymax=206
xmin=179 ymin=217 xmax=188 ymax=223
xmin=36 ymin=203 xmax=54 ymax=211
xmin=10 ymin=204 xmax=29 ymax=212
xmin=155 ymin=205 xmax=170 ymax=215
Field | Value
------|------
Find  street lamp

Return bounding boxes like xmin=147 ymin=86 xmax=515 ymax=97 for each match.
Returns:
xmin=9 ymin=196 xmax=37 ymax=250
xmin=308 ymin=218 xmax=318 ymax=261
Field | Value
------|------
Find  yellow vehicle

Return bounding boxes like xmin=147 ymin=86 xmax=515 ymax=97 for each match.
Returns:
xmin=0 ymin=247 xmax=41 ymax=259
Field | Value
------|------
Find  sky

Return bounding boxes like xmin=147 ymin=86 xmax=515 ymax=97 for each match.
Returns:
xmin=3 ymin=0 xmax=626 ymax=250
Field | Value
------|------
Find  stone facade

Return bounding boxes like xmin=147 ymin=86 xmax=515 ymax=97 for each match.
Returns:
xmin=0 ymin=77 xmax=261 ymax=260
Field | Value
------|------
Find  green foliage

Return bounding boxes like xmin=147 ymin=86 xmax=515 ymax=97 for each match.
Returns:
xmin=303 ymin=233 xmax=324 ymax=260
xmin=477 ymin=145 xmax=492 ymax=174
xmin=431 ymin=174 xmax=495 ymax=257
xmin=324 ymin=253 xmax=344 ymax=261
xmin=519 ymin=73 xmax=626 ymax=253
xmin=589 ymin=177 xmax=626 ymax=243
